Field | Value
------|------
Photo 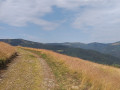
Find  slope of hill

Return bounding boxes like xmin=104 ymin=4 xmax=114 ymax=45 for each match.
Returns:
xmin=22 ymin=47 xmax=120 ymax=90
xmin=0 ymin=42 xmax=16 ymax=66
xmin=112 ymin=41 xmax=120 ymax=45
xmin=0 ymin=39 xmax=120 ymax=65
xmin=0 ymin=48 xmax=45 ymax=90
xmin=48 ymin=42 xmax=120 ymax=59
xmin=0 ymin=44 xmax=120 ymax=90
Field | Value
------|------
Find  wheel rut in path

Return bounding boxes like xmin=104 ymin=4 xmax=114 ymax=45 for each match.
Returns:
xmin=31 ymin=52 xmax=57 ymax=90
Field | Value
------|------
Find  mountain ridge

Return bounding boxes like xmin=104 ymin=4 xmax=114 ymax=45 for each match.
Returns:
xmin=48 ymin=41 xmax=120 ymax=58
xmin=0 ymin=39 xmax=120 ymax=66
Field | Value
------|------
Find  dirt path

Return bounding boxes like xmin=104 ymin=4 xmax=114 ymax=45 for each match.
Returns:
xmin=38 ymin=57 xmax=56 ymax=90
xmin=0 ymin=48 xmax=56 ymax=90
xmin=31 ymin=52 xmax=57 ymax=90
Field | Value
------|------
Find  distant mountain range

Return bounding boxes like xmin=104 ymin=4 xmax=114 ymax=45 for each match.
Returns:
xmin=48 ymin=41 xmax=120 ymax=59
xmin=0 ymin=39 xmax=120 ymax=66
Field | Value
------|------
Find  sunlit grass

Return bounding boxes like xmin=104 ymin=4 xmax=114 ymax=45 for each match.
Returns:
xmin=0 ymin=42 xmax=16 ymax=65
xmin=0 ymin=48 xmax=44 ymax=90
xmin=22 ymin=47 xmax=120 ymax=90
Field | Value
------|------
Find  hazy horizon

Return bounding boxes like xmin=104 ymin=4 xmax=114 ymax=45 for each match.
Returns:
xmin=0 ymin=38 xmax=119 ymax=44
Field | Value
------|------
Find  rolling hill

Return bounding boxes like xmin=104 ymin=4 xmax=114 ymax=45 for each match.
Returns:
xmin=48 ymin=42 xmax=120 ymax=59
xmin=0 ymin=39 xmax=120 ymax=66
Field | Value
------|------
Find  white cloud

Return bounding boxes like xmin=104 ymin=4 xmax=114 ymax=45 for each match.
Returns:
xmin=0 ymin=0 xmax=120 ymax=33
xmin=31 ymin=18 xmax=59 ymax=30
xmin=55 ymin=0 xmax=101 ymax=9
xmin=73 ymin=0 xmax=120 ymax=30
xmin=0 ymin=0 xmax=110 ymax=28
xmin=0 ymin=0 xmax=57 ymax=30
xmin=70 ymin=0 xmax=120 ymax=42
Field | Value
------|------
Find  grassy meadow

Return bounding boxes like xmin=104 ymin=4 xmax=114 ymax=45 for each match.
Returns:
xmin=22 ymin=47 xmax=120 ymax=90
xmin=0 ymin=42 xmax=16 ymax=66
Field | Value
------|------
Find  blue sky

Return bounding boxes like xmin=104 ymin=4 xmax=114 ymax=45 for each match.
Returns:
xmin=0 ymin=0 xmax=120 ymax=43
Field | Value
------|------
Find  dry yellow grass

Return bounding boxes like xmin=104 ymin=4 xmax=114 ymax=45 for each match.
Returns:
xmin=22 ymin=47 xmax=120 ymax=90
xmin=0 ymin=48 xmax=44 ymax=90
xmin=0 ymin=42 xmax=16 ymax=64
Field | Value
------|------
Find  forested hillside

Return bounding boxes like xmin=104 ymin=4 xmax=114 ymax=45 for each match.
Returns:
xmin=48 ymin=42 xmax=120 ymax=59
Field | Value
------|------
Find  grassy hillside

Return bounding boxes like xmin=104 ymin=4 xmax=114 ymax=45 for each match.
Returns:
xmin=1 ymin=39 xmax=120 ymax=66
xmin=0 ymin=42 xmax=16 ymax=66
xmin=0 ymin=48 xmax=44 ymax=90
xmin=23 ymin=47 xmax=120 ymax=90
xmin=52 ymin=47 xmax=120 ymax=66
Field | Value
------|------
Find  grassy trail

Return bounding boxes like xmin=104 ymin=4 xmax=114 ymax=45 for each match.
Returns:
xmin=23 ymin=47 xmax=120 ymax=90
xmin=0 ymin=48 xmax=56 ymax=90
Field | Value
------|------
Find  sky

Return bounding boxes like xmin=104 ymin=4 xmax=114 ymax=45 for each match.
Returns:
xmin=0 ymin=0 xmax=120 ymax=43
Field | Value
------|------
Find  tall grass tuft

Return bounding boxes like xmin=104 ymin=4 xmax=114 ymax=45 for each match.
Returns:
xmin=0 ymin=42 xmax=16 ymax=66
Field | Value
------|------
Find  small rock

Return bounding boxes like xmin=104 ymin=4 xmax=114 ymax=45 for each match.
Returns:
xmin=71 ymin=86 xmax=79 ymax=89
